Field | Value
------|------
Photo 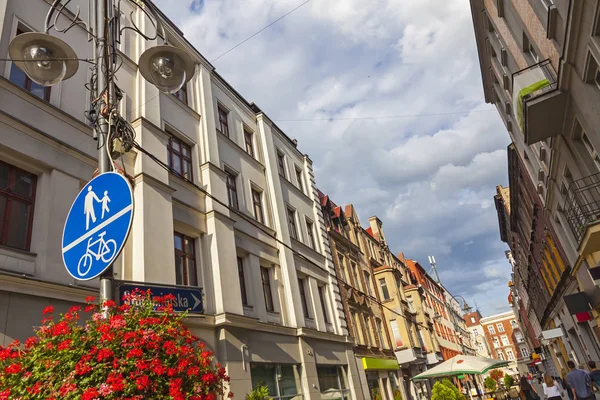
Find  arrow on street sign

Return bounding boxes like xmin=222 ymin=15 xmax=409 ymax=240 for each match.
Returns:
xmin=117 ymin=282 xmax=204 ymax=314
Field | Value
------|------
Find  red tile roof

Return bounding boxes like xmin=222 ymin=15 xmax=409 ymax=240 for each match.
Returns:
xmin=333 ymin=206 xmax=342 ymax=219
xmin=365 ymin=227 xmax=374 ymax=237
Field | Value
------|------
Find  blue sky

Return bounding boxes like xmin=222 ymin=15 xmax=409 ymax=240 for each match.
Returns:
xmin=155 ymin=0 xmax=513 ymax=316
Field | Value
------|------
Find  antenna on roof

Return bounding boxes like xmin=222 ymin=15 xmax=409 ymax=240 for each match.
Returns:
xmin=428 ymin=255 xmax=441 ymax=284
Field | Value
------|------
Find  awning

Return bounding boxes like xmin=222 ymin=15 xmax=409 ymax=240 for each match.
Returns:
xmin=361 ymin=357 xmax=399 ymax=371
xmin=564 ymin=292 xmax=591 ymax=315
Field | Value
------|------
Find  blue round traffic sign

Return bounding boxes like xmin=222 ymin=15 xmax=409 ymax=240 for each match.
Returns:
xmin=62 ymin=172 xmax=133 ymax=280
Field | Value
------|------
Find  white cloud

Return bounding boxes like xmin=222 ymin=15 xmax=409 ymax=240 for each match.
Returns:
xmin=154 ymin=0 xmax=512 ymax=315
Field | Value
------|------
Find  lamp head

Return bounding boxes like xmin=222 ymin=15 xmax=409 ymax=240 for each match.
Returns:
xmin=9 ymin=32 xmax=79 ymax=86
xmin=139 ymin=45 xmax=195 ymax=94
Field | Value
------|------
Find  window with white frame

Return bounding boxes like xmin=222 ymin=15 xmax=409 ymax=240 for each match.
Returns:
xmin=496 ymin=323 xmax=505 ymax=332
xmin=520 ymin=346 xmax=530 ymax=357
xmin=261 ymin=267 xmax=275 ymax=313
xmin=473 ymin=328 xmax=479 ymax=336
xmin=277 ymin=150 xmax=286 ymax=178
xmin=511 ymin=320 xmax=518 ymax=328
xmin=295 ymin=166 xmax=304 ymax=193
xmin=488 ymin=325 xmax=496 ymax=334
xmin=379 ymin=278 xmax=390 ymax=300
xmin=506 ymin=348 xmax=515 ymax=360
xmin=515 ymin=331 xmax=524 ymax=343
xmin=501 ymin=335 xmax=510 ymax=346
xmin=225 ymin=169 xmax=239 ymax=210
xmin=493 ymin=337 xmax=500 ymax=348
xmin=497 ymin=350 xmax=505 ymax=360
xmin=298 ymin=278 xmax=310 ymax=319
xmin=250 ymin=364 xmax=302 ymax=400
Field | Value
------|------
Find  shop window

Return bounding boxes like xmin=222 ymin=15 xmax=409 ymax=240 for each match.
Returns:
xmin=250 ymin=364 xmax=303 ymax=400
xmin=0 ymin=162 xmax=36 ymax=251
xmin=316 ymin=366 xmax=350 ymax=400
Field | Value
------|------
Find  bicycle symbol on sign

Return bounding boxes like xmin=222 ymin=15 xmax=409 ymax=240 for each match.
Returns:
xmin=77 ymin=231 xmax=117 ymax=277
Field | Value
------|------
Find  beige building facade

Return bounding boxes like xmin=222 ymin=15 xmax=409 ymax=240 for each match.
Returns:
xmin=0 ymin=0 xmax=363 ymax=399
xmin=471 ymin=0 xmax=600 ymax=368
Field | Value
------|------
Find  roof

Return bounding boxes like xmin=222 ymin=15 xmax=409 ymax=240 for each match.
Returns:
xmin=333 ymin=206 xmax=342 ymax=219
xmin=365 ymin=227 xmax=374 ymax=238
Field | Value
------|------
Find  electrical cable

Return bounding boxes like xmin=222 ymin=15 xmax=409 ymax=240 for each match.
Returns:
xmin=132 ymin=140 xmax=469 ymax=347
xmin=211 ymin=0 xmax=311 ymax=63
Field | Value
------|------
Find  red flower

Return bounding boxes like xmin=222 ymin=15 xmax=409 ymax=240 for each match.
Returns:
xmin=82 ymin=387 xmax=99 ymax=400
xmin=57 ymin=339 xmax=72 ymax=351
xmin=4 ymin=363 xmax=21 ymax=375
xmin=0 ymin=389 xmax=10 ymax=400
xmin=135 ymin=375 xmax=150 ymax=391
xmin=85 ymin=295 xmax=96 ymax=303
xmin=96 ymin=347 xmax=114 ymax=362
xmin=127 ymin=347 xmax=143 ymax=359
xmin=102 ymin=299 xmax=117 ymax=308
xmin=42 ymin=305 xmax=54 ymax=315
xmin=84 ymin=304 xmax=95 ymax=312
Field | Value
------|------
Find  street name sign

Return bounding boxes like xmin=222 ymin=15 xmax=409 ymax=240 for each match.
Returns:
xmin=62 ymin=172 xmax=133 ymax=280
xmin=117 ymin=282 xmax=204 ymax=314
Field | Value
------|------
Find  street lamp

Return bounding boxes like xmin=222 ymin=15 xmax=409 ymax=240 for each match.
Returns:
xmin=8 ymin=32 xmax=78 ymax=86
xmin=7 ymin=0 xmax=196 ymax=312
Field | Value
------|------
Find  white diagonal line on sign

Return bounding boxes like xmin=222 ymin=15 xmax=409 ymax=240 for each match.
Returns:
xmin=62 ymin=205 xmax=133 ymax=253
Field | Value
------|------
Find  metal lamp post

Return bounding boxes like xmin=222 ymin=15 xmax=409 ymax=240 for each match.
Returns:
xmin=7 ymin=0 xmax=196 ymax=310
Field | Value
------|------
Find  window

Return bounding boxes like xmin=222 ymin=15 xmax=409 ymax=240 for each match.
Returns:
xmin=497 ymin=350 xmax=505 ymax=360
xmin=580 ymin=131 xmax=600 ymax=170
xmin=167 ymin=135 xmax=193 ymax=180
xmin=238 ymin=257 xmax=248 ymax=306
xmin=515 ymin=331 xmax=524 ymax=343
xmin=318 ymin=286 xmax=329 ymax=324
xmin=520 ymin=346 xmax=530 ymax=357
xmin=252 ymin=189 xmax=264 ymax=224
xmin=379 ymin=278 xmax=390 ymax=300
xmin=501 ymin=335 xmax=510 ymax=346
xmin=317 ymin=366 xmax=350 ymax=400
xmin=471 ymin=317 xmax=476 ymax=323
xmin=506 ymin=348 xmax=515 ymax=360
xmin=286 ymin=207 xmax=298 ymax=240
xmin=511 ymin=320 xmax=518 ymax=328
xmin=497 ymin=323 xmax=505 ymax=332
xmin=225 ymin=170 xmax=239 ymax=209
xmin=217 ymin=105 xmax=229 ymax=137
xmin=174 ymin=232 xmax=197 ymax=286
xmin=9 ymin=27 xmax=51 ymax=101
xmin=473 ymin=328 xmax=479 ymax=336
xmin=493 ymin=337 xmax=500 ymax=348
xmin=0 ymin=162 xmax=36 ymax=250
xmin=363 ymin=271 xmax=373 ymax=296
xmin=244 ymin=129 xmax=254 ymax=158
xmin=351 ymin=262 xmax=361 ymax=291
xmin=595 ymin=67 xmax=600 ymax=90
xmin=488 ymin=325 xmax=495 ymax=334
xmin=407 ymin=296 xmax=416 ymax=313
xmin=277 ymin=151 xmax=286 ymax=178
xmin=338 ymin=256 xmax=347 ymax=282
xmin=305 ymin=219 xmax=316 ymax=250
xmin=351 ymin=312 xmax=363 ymax=343
xmin=250 ymin=364 xmax=302 ymax=400
xmin=298 ymin=278 xmax=310 ymax=318
xmin=295 ymin=167 xmax=304 ymax=193
xmin=523 ymin=34 xmax=539 ymax=63
xmin=173 ymin=84 xmax=188 ymax=104
xmin=390 ymin=320 xmax=403 ymax=348
xmin=376 ymin=319 xmax=385 ymax=348
xmin=261 ymin=267 xmax=274 ymax=312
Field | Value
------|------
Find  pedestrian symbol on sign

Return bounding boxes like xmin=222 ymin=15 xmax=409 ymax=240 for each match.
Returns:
xmin=62 ymin=172 xmax=133 ymax=281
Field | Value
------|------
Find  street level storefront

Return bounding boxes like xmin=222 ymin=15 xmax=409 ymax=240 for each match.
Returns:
xmin=189 ymin=320 xmax=364 ymax=400
xmin=361 ymin=357 xmax=401 ymax=400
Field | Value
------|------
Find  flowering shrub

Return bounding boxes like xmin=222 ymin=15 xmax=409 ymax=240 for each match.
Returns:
xmin=0 ymin=290 xmax=232 ymax=399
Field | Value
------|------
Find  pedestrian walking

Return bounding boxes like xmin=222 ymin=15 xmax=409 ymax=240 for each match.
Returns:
xmin=588 ymin=361 xmax=600 ymax=390
xmin=542 ymin=374 xmax=564 ymax=400
xmin=567 ymin=360 xmax=595 ymax=400
xmin=519 ymin=376 xmax=540 ymax=400
xmin=561 ymin=370 xmax=575 ymax=400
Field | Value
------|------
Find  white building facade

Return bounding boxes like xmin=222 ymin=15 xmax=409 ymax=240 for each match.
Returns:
xmin=0 ymin=0 xmax=364 ymax=398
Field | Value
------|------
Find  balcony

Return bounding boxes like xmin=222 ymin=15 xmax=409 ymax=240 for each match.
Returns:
xmin=395 ymin=347 xmax=426 ymax=365
xmin=565 ymin=172 xmax=600 ymax=255
xmin=512 ymin=60 xmax=566 ymax=145
xmin=426 ymin=351 xmax=444 ymax=365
